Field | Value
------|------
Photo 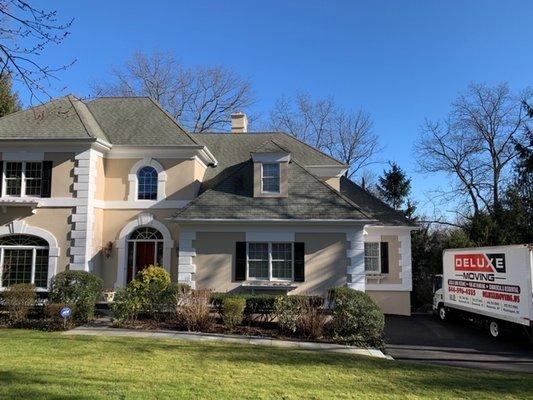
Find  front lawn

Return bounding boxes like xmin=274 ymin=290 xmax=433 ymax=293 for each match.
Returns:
xmin=0 ymin=330 xmax=531 ymax=399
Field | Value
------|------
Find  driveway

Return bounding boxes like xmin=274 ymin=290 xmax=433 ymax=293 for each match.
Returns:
xmin=385 ymin=314 xmax=533 ymax=373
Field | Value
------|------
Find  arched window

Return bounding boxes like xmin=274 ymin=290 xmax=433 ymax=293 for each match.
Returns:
xmin=0 ymin=234 xmax=49 ymax=288
xmin=137 ymin=166 xmax=158 ymax=200
xmin=126 ymin=227 xmax=164 ymax=282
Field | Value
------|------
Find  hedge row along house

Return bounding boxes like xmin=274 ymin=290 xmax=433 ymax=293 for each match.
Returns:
xmin=0 ymin=96 xmax=415 ymax=315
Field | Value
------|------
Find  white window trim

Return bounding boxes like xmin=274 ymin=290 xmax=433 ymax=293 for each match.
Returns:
xmin=261 ymin=163 xmax=281 ymax=194
xmin=0 ymin=221 xmax=59 ymax=291
xmin=0 ymin=244 xmax=49 ymax=289
xmin=1 ymin=161 xmax=43 ymax=198
xmin=127 ymin=157 xmax=167 ymax=202
xmin=364 ymin=242 xmax=382 ymax=275
xmin=246 ymin=242 xmax=294 ymax=282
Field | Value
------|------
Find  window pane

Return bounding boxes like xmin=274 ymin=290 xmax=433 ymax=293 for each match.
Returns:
xmin=24 ymin=162 xmax=42 ymax=196
xmin=5 ymin=162 xmax=22 ymax=196
xmin=364 ymin=243 xmax=380 ymax=273
xmin=34 ymin=249 xmax=49 ymax=288
xmin=137 ymin=166 xmax=158 ymax=200
xmin=272 ymin=243 xmax=292 ymax=279
xmin=126 ymin=242 xmax=135 ymax=283
xmin=2 ymin=249 xmax=33 ymax=286
xmin=365 ymin=242 xmax=379 ymax=257
xmin=262 ymin=164 xmax=280 ymax=192
xmin=248 ymin=243 xmax=269 ymax=279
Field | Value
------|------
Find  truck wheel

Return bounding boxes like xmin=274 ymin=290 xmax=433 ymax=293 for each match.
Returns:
xmin=438 ymin=305 xmax=447 ymax=321
xmin=488 ymin=320 xmax=501 ymax=338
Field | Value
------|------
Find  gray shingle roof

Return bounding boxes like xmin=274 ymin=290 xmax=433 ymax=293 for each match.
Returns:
xmin=86 ymin=97 xmax=197 ymax=146
xmin=0 ymin=96 xmax=93 ymax=140
xmin=194 ymin=133 xmax=345 ymax=192
xmin=0 ymin=95 xmax=197 ymax=146
xmin=339 ymin=176 xmax=411 ymax=225
xmin=173 ymin=159 xmax=373 ymax=221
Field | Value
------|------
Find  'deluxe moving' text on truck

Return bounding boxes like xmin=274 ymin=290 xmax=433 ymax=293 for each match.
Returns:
xmin=433 ymin=244 xmax=533 ymax=339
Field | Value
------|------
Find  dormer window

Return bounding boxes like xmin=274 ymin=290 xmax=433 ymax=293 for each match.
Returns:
xmin=261 ymin=163 xmax=280 ymax=193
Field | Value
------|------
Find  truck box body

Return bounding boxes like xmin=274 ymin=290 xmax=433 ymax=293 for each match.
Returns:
xmin=442 ymin=245 xmax=533 ymax=327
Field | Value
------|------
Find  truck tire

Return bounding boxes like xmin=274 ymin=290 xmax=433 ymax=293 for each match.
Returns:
xmin=488 ymin=320 xmax=501 ymax=339
xmin=438 ymin=305 xmax=447 ymax=321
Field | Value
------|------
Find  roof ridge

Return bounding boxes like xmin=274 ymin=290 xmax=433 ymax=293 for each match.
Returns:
xmin=290 ymin=158 xmax=374 ymax=220
xmin=72 ymin=96 xmax=109 ymax=142
xmin=250 ymin=139 xmax=290 ymax=154
xmin=66 ymin=95 xmax=92 ymax=139
xmin=278 ymin=131 xmax=347 ymax=167
xmin=147 ymin=97 xmax=200 ymax=145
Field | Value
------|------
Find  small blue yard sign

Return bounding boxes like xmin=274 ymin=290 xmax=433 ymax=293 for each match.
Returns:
xmin=60 ymin=307 xmax=72 ymax=319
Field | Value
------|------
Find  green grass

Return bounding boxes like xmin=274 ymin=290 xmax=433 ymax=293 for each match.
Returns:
xmin=0 ymin=330 xmax=531 ymax=399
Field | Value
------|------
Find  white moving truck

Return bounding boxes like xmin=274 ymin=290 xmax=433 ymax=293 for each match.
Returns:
xmin=433 ymin=244 xmax=533 ymax=338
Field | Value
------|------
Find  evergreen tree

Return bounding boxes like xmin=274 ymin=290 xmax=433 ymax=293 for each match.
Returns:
xmin=376 ymin=162 xmax=411 ymax=210
xmin=0 ymin=74 xmax=21 ymax=117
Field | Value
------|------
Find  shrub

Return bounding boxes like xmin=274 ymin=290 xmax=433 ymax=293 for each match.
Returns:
xmin=49 ymin=270 xmax=103 ymax=323
xmin=274 ymin=296 xmax=301 ymax=334
xmin=222 ymin=297 xmax=246 ymax=331
xmin=327 ymin=287 xmax=385 ymax=347
xmin=176 ymin=289 xmax=213 ymax=332
xmin=112 ymin=285 xmax=143 ymax=325
xmin=297 ymin=299 xmax=327 ymax=340
xmin=129 ymin=266 xmax=173 ymax=319
xmin=212 ymin=293 xmax=289 ymax=322
xmin=41 ymin=303 xmax=76 ymax=331
xmin=274 ymin=295 xmax=327 ymax=338
xmin=2 ymin=283 xmax=37 ymax=325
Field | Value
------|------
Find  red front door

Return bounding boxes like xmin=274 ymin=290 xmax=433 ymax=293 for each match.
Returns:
xmin=135 ymin=242 xmax=155 ymax=276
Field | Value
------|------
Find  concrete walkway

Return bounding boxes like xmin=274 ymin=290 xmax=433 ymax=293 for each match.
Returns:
xmin=63 ymin=325 xmax=389 ymax=359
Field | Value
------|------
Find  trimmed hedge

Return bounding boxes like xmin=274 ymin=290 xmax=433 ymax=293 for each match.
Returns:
xmin=327 ymin=287 xmax=385 ymax=347
xmin=212 ymin=293 xmax=324 ymax=323
xmin=49 ymin=270 xmax=103 ymax=323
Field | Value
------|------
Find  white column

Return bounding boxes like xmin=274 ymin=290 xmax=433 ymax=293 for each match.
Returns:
xmin=398 ymin=232 xmax=413 ymax=291
xmin=178 ymin=231 xmax=196 ymax=289
xmin=70 ymin=149 xmax=99 ymax=271
xmin=347 ymin=229 xmax=365 ymax=291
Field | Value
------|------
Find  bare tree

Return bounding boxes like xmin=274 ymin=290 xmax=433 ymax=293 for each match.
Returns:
xmin=415 ymin=83 xmax=532 ymax=216
xmin=0 ymin=0 xmax=73 ymax=102
xmin=269 ymin=92 xmax=335 ymax=149
xmin=92 ymin=51 xmax=256 ymax=132
xmin=269 ymin=92 xmax=380 ymax=178
xmin=325 ymin=108 xmax=380 ymax=178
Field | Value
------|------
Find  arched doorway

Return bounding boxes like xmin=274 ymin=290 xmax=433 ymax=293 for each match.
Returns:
xmin=0 ymin=234 xmax=50 ymax=288
xmin=126 ymin=227 xmax=164 ymax=282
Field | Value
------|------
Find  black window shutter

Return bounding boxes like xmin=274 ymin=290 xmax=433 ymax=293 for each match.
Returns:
xmin=293 ymin=242 xmax=305 ymax=282
xmin=235 ymin=242 xmax=247 ymax=281
xmin=0 ymin=161 xmax=3 ymax=195
xmin=41 ymin=161 xmax=53 ymax=198
xmin=380 ymin=242 xmax=389 ymax=274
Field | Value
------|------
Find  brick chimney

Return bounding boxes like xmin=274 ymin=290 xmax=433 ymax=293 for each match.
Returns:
xmin=231 ymin=112 xmax=248 ymax=133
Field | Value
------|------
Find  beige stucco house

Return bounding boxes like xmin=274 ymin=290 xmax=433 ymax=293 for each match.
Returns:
xmin=0 ymin=96 xmax=416 ymax=315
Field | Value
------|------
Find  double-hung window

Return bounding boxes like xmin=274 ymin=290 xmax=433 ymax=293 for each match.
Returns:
xmin=247 ymin=242 xmax=293 ymax=280
xmin=2 ymin=161 xmax=43 ymax=197
xmin=261 ymin=163 xmax=280 ymax=193
xmin=364 ymin=242 xmax=381 ymax=274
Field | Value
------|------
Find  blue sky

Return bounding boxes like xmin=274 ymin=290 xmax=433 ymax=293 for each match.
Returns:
xmin=14 ymin=1 xmax=532 ymax=214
